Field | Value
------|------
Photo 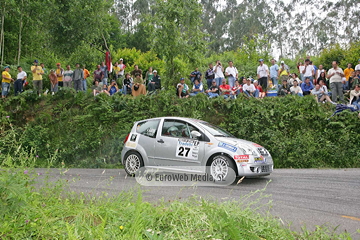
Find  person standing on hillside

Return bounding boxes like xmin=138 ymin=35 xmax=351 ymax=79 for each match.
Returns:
xmin=225 ymin=61 xmax=238 ymax=88
xmin=269 ymin=58 xmax=279 ymax=89
xmin=131 ymin=65 xmax=143 ymax=79
xmin=355 ymin=59 xmax=360 ymax=71
xmin=82 ymin=65 xmax=90 ymax=92
xmin=145 ymin=67 xmax=154 ymax=86
xmin=49 ymin=69 xmax=58 ymax=95
xmin=118 ymin=58 xmax=126 ymax=79
xmin=343 ymin=63 xmax=354 ymax=90
xmin=73 ymin=63 xmax=84 ymax=92
xmin=205 ymin=63 xmax=215 ymax=89
xmin=63 ymin=65 xmax=73 ymax=88
xmin=94 ymin=65 xmax=103 ymax=83
xmin=100 ymin=61 xmax=109 ymax=86
xmin=2 ymin=66 xmax=14 ymax=98
xmin=302 ymin=59 xmax=314 ymax=82
xmin=327 ymin=61 xmax=345 ymax=103
xmin=31 ymin=60 xmax=44 ymax=96
xmin=257 ymin=59 xmax=269 ymax=90
xmin=14 ymin=66 xmax=27 ymax=96
xmin=213 ymin=60 xmax=224 ymax=87
xmin=55 ymin=63 xmax=64 ymax=88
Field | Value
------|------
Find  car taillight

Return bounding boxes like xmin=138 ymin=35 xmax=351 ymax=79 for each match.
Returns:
xmin=123 ymin=133 xmax=130 ymax=144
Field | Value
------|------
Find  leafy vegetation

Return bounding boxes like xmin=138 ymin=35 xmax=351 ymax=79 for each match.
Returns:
xmin=0 ymin=166 xmax=354 ymax=239
xmin=1 ymin=89 xmax=359 ymax=169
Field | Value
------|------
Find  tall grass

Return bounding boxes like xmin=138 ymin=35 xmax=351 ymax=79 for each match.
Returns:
xmin=0 ymin=166 xmax=355 ymax=239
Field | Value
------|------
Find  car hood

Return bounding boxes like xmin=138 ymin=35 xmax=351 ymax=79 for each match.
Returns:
xmin=215 ymin=137 xmax=262 ymax=149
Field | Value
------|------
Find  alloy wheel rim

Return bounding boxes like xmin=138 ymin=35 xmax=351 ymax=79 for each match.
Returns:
xmin=210 ymin=157 xmax=229 ymax=180
xmin=126 ymin=154 xmax=140 ymax=174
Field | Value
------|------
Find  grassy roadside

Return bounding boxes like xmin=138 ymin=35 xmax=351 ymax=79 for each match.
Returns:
xmin=0 ymin=168 xmax=355 ymax=240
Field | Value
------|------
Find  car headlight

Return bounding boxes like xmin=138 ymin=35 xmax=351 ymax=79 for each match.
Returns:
xmin=239 ymin=148 xmax=256 ymax=155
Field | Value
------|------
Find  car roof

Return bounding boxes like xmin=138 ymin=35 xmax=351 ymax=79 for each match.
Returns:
xmin=135 ymin=117 xmax=206 ymax=124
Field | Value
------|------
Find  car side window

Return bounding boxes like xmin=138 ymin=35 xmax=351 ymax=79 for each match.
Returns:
xmin=162 ymin=120 xmax=199 ymax=139
xmin=136 ymin=120 xmax=160 ymax=138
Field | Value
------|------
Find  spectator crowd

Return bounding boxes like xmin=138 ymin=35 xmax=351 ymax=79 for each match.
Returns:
xmin=1 ymin=57 xmax=360 ymax=110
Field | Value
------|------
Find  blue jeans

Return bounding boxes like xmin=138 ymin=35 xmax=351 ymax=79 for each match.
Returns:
xmin=102 ymin=78 xmax=108 ymax=86
xmin=223 ymin=94 xmax=235 ymax=99
xmin=351 ymin=98 xmax=360 ymax=109
xmin=244 ymin=89 xmax=259 ymax=98
xmin=343 ymin=81 xmax=349 ymax=91
xmin=271 ymin=77 xmax=278 ymax=89
xmin=215 ymin=77 xmax=222 ymax=87
xmin=14 ymin=79 xmax=23 ymax=96
xmin=82 ymin=79 xmax=87 ymax=92
xmin=228 ymin=76 xmax=235 ymax=88
xmin=207 ymin=92 xmax=219 ymax=98
xmin=2 ymin=82 xmax=10 ymax=96
xmin=207 ymin=79 xmax=213 ymax=89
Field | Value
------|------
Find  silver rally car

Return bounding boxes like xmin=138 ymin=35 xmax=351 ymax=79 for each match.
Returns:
xmin=122 ymin=117 xmax=273 ymax=179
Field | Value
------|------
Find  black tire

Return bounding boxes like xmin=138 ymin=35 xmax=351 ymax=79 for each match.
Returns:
xmin=124 ymin=151 xmax=144 ymax=176
xmin=208 ymin=155 xmax=237 ymax=183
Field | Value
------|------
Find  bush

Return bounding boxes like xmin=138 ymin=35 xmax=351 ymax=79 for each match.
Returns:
xmin=1 ymin=89 xmax=359 ymax=169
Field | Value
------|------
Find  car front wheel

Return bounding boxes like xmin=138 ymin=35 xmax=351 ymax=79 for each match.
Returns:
xmin=209 ymin=155 xmax=236 ymax=182
xmin=124 ymin=151 xmax=144 ymax=176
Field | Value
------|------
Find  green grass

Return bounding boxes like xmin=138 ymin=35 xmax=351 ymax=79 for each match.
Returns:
xmin=0 ymin=168 xmax=355 ymax=240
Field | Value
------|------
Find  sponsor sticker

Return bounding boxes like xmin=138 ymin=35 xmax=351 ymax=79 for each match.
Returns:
xmin=218 ymin=142 xmax=237 ymax=152
xmin=234 ymin=155 xmax=249 ymax=160
xmin=176 ymin=138 xmax=199 ymax=160
xmin=254 ymin=156 xmax=266 ymax=163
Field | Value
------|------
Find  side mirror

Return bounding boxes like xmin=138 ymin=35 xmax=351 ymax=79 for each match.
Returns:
xmin=190 ymin=130 xmax=202 ymax=139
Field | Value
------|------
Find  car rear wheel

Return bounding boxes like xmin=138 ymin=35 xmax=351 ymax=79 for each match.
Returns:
xmin=209 ymin=155 xmax=236 ymax=182
xmin=124 ymin=151 xmax=144 ymax=176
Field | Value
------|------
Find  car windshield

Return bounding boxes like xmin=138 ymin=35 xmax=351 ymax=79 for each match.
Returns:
xmin=197 ymin=121 xmax=234 ymax=138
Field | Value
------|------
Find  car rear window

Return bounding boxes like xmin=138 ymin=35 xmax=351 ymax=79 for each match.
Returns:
xmin=136 ymin=120 xmax=160 ymax=138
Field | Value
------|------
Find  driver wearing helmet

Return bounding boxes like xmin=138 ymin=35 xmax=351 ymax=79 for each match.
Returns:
xmin=167 ymin=126 xmax=179 ymax=137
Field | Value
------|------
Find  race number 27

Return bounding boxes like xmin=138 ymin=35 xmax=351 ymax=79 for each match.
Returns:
xmin=178 ymin=147 xmax=190 ymax=157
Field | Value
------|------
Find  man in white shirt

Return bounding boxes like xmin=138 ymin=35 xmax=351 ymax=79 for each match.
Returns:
xmin=213 ymin=60 xmax=225 ymax=87
xmin=243 ymin=78 xmax=259 ymax=98
xmin=225 ymin=61 xmax=238 ymax=88
xmin=15 ymin=66 xmax=27 ymax=96
xmin=355 ymin=59 xmax=360 ymax=71
xmin=302 ymin=59 xmax=314 ymax=82
xmin=290 ymin=80 xmax=303 ymax=96
xmin=257 ymin=59 xmax=269 ymax=90
xmin=326 ymin=61 xmax=345 ymax=103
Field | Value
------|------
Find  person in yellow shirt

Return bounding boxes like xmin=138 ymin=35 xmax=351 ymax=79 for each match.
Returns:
xmin=113 ymin=62 xmax=121 ymax=83
xmin=31 ymin=60 xmax=44 ymax=95
xmin=2 ymin=66 xmax=14 ymax=98
xmin=279 ymin=61 xmax=290 ymax=82
xmin=343 ymin=63 xmax=354 ymax=90
xmin=55 ymin=63 xmax=64 ymax=88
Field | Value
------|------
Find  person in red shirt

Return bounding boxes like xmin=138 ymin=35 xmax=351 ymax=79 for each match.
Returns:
xmin=254 ymin=80 xmax=265 ymax=98
xmin=219 ymin=78 xmax=234 ymax=99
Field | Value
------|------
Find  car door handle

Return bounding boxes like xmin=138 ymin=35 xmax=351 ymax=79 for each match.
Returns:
xmin=157 ymin=139 xmax=164 ymax=143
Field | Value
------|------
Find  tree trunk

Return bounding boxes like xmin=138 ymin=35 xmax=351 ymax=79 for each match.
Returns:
xmin=17 ymin=12 xmax=23 ymax=65
xmin=0 ymin=6 xmax=5 ymax=66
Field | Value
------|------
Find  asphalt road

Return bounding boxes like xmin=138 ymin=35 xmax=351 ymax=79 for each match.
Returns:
xmin=37 ymin=168 xmax=360 ymax=238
